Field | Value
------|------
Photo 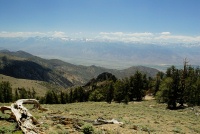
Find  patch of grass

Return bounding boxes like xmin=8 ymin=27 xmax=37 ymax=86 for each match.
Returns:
xmin=41 ymin=123 xmax=50 ymax=129
xmin=172 ymin=127 xmax=182 ymax=133
xmin=1 ymin=100 xmax=200 ymax=133
xmin=0 ymin=111 xmax=10 ymax=119
xmin=13 ymin=131 xmax=23 ymax=134
xmin=187 ymin=126 xmax=200 ymax=133
xmin=0 ymin=122 xmax=17 ymax=133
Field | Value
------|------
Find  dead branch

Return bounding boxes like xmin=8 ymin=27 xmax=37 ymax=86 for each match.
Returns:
xmin=0 ymin=99 xmax=47 ymax=134
xmin=0 ymin=106 xmax=11 ymax=114
xmin=93 ymin=117 xmax=123 ymax=125
xmin=46 ymin=115 xmax=123 ymax=126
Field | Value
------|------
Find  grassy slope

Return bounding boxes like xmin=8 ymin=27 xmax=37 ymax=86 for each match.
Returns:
xmin=0 ymin=74 xmax=65 ymax=97
xmin=1 ymin=99 xmax=200 ymax=134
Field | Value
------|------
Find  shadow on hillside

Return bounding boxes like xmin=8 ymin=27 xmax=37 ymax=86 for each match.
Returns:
xmin=0 ymin=60 xmax=51 ymax=81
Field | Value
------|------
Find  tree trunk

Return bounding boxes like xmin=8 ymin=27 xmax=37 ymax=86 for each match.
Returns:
xmin=0 ymin=99 xmax=47 ymax=134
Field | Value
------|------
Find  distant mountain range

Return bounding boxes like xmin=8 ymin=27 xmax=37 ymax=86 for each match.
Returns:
xmin=0 ymin=50 xmax=159 ymax=87
xmin=0 ymin=37 xmax=200 ymax=70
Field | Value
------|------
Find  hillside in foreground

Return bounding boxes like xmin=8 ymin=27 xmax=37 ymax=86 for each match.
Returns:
xmin=0 ymin=74 xmax=64 ymax=97
xmin=0 ymin=99 xmax=200 ymax=134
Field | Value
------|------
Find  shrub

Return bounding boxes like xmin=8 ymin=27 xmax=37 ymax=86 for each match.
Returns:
xmin=82 ymin=123 xmax=94 ymax=134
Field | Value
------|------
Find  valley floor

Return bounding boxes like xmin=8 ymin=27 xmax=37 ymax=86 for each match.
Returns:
xmin=0 ymin=99 xmax=200 ymax=134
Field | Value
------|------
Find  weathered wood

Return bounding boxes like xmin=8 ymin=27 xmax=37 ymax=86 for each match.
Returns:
xmin=0 ymin=99 xmax=47 ymax=134
xmin=0 ymin=106 xmax=11 ymax=114
xmin=93 ymin=117 xmax=123 ymax=125
xmin=46 ymin=115 xmax=123 ymax=126
xmin=1 ymin=99 xmax=123 ymax=133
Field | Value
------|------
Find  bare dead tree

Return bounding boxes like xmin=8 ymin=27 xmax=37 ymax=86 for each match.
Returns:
xmin=0 ymin=99 xmax=47 ymax=134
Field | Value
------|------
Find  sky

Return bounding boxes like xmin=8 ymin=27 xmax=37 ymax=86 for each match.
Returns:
xmin=0 ymin=0 xmax=200 ymax=43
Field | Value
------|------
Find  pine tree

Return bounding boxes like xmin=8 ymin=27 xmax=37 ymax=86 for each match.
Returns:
xmin=60 ymin=91 xmax=66 ymax=104
xmin=130 ymin=71 xmax=145 ymax=101
xmin=73 ymin=88 xmax=78 ymax=102
xmin=154 ymin=74 xmax=161 ymax=96
xmin=18 ymin=87 xmax=28 ymax=99
xmin=14 ymin=89 xmax=19 ymax=101
xmin=52 ymin=90 xmax=59 ymax=104
xmin=167 ymin=68 xmax=180 ymax=109
xmin=114 ymin=80 xmax=125 ymax=103
xmin=185 ymin=67 xmax=200 ymax=106
xmin=65 ymin=92 xmax=69 ymax=103
xmin=27 ymin=89 xmax=32 ymax=98
xmin=77 ymin=87 xmax=85 ymax=102
xmin=156 ymin=63 xmax=200 ymax=108
xmin=123 ymin=77 xmax=130 ymax=104
xmin=106 ymin=83 xmax=114 ymax=104
xmin=45 ymin=90 xmax=54 ymax=104
xmin=32 ymin=88 xmax=36 ymax=98
xmin=69 ymin=89 xmax=73 ymax=103
xmin=0 ymin=81 xmax=12 ymax=102
xmin=179 ymin=60 xmax=188 ymax=107
xmin=0 ymin=86 xmax=3 ymax=102
xmin=155 ymin=77 xmax=173 ymax=103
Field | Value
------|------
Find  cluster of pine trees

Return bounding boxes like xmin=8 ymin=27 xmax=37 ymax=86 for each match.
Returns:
xmin=40 ymin=71 xmax=149 ymax=104
xmin=0 ymin=81 xmax=12 ymax=103
xmin=155 ymin=61 xmax=200 ymax=109
xmin=0 ymin=81 xmax=37 ymax=103
xmin=40 ymin=87 xmax=88 ymax=104
xmin=14 ymin=87 xmax=37 ymax=100
xmin=1 ymin=61 xmax=200 ymax=110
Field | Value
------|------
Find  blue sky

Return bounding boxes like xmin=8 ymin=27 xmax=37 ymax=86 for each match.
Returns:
xmin=0 ymin=0 xmax=200 ymax=68
xmin=0 ymin=0 xmax=200 ymax=43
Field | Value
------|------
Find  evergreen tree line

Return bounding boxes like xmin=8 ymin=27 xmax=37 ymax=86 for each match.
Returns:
xmin=0 ymin=81 xmax=37 ymax=103
xmin=1 ymin=62 xmax=200 ymax=110
xmin=39 ymin=87 xmax=89 ymax=104
xmin=155 ymin=61 xmax=200 ymax=109
xmin=41 ymin=71 xmax=149 ymax=104
xmin=0 ymin=71 xmax=169 ymax=105
xmin=0 ymin=81 xmax=12 ymax=103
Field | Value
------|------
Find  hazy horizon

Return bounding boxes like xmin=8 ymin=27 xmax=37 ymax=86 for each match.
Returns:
xmin=0 ymin=0 xmax=200 ymax=70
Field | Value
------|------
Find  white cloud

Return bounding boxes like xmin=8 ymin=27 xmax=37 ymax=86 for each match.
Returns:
xmin=100 ymin=32 xmax=124 ymax=36
xmin=98 ymin=32 xmax=154 ymax=43
xmin=154 ymin=35 xmax=200 ymax=43
xmin=0 ymin=31 xmax=68 ymax=40
xmin=127 ymin=32 xmax=153 ymax=37
xmin=0 ymin=31 xmax=46 ymax=37
xmin=51 ymin=31 xmax=66 ymax=38
xmin=100 ymin=32 xmax=153 ymax=37
xmin=97 ymin=32 xmax=200 ymax=44
xmin=0 ymin=31 xmax=200 ymax=45
xmin=160 ymin=32 xmax=171 ymax=35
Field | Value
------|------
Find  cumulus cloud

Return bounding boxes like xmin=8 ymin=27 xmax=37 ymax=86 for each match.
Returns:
xmin=97 ymin=32 xmax=200 ymax=44
xmin=100 ymin=32 xmax=153 ymax=37
xmin=127 ymin=32 xmax=153 ymax=37
xmin=0 ymin=31 xmax=200 ymax=44
xmin=0 ymin=31 xmax=68 ymax=39
xmin=100 ymin=32 xmax=124 ymax=36
xmin=51 ymin=31 xmax=66 ymax=38
xmin=98 ymin=32 xmax=154 ymax=43
xmin=154 ymin=35 xmax=200 ymax=43
xmin=0 ymin=31 xmax=46 ymax=37
xmin=160 ymin=32 xmax=171 ymax=35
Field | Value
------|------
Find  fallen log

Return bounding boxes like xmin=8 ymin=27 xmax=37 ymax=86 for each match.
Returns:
xmin=46 ymin=115 xmax=123 ymax=126
xmin=93 ymin=117 xmax=123 ymax=125
xmin=0 ymin=99 xmax=48 ymax=134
